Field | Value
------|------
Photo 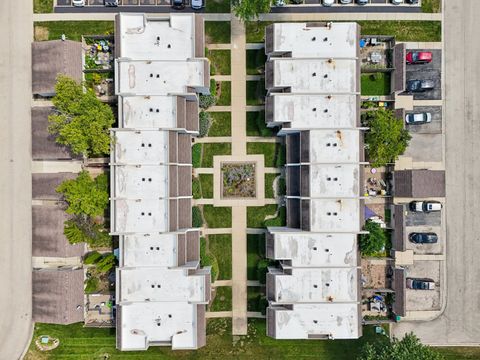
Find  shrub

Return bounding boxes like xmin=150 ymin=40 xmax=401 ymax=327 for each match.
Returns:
xmin=256 ymin=259 xmax=270 ymax=284
xmin=199 ymin=111 xmax=212 ymax=137
xmin=360 ymin=220 xmax=388 ymax=256
xmin=192 ymin=177 xmax=201 ymax=199
xmin=277 ymin=177 xmax=286 ymax=196
xmin=192 ymin=206 xmax=204 ymax=227
xmin=96 ymin=253 xmax=116 ymax=273
xmin=192 ymin=143 xmax=202 ymax=168
xmin=84 ymin=277 xmax=99 ymax=294
xmin=200 ymin=237 xmax=219 ymax=282
xmin=63 ymin=216 xmax=111 ymax=247
xmin=84 ymin=251 xmax=102 ymax=265
xmin=199 ymin=94 xmax=217 ymax=109
xmin=275 ymin=144 xmax=286 ymax=168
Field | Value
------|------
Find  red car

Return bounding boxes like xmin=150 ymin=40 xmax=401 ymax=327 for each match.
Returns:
xmin=406 ymin=51 xmax=433 ymax=64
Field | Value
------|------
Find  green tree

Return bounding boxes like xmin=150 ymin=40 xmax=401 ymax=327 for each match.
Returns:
xmin=232 ymin=0 xmax=271 ymax=22
xmin=360 ymin=220 xmax=387 ymax=256
xmin=56 ymin=171 xmax=109 ymax=218
xmin=84 ymin=251 xmax=102 ymax=265
xmin=64 ymin=216 xmax=111 ymax=247
xmin=48 ymin=75 xmax=114 ymax=158
xmin=358 ymin=333 xmax=444 ymax=360
xmin=363 ymin=108 xmax=411 ymax=167
xmin=96 ymin=253 xmax=116 ymax=273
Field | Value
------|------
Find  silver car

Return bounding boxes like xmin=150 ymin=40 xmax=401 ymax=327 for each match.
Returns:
xmin=340 ymin=0 xmax=353 ymax=3
xmin=405 ymin=112 xmax=432 ymax=125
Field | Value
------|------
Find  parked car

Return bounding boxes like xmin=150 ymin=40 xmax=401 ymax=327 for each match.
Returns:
xmin=406 ymin=0 xmax=419 ymax=4
xmin=356 ymin=0 xmax=368 ymax=4
xmin=409 ymin=201 xmax=442 ymax=213
xmin=409 ymin=233 xmax=438 ymax=244
xmin=407 ymin=278 xmax=435 ymax=290
xmin=72 ymin=0 xmax=85 ymax=6
xmin=391 ymin=0 xmax=403 ymax=4
xmin=406 ymin=79 xmax=435 ymax=93
xmin=274 ymin=0 xmax=286 ymax=6
xmin=171 ymin=0 xmax=185 ymax=9
xmin=191 ymin=0 xmax=202 ymax=9
xmin=405 ymin=112 xmax=432 ymax=125
xmin=323 ymin=0 xmax=334 ymax=6
xmin=104 ymin=0 xmax=118 ymax=6
xmin=340 ymin=0 xmax=353 ymax=3
xmin=406 ymin=51 xmax=433 ymax=64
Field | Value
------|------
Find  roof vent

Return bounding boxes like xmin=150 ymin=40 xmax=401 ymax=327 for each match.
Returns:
xmin=324 ymin=109 xmax=328 ymax=113
xmin=312 ymin=107 xmax=317 ymax=112
xmin=312 ymin=72 xmax=317 ymax=77
xmin=323 ymin=37 xmax=328 ymax=41
xmin=324 ymin=74 xmax=328 ymax=79
xmin=312 ymin=37 xmax=316 ymax=41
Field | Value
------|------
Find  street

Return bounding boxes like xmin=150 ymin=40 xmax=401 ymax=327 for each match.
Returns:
xmin=0 ymin=0 xmax=33 ymax=359
xmin=392 ymin=0 xmax=480 ymax=345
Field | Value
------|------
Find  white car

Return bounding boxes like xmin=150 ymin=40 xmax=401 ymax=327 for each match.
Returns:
xmin=323 ymin=0 xmax=335 ymax=6
xmin=72 ymin=0 xmax=85 ymax=6
xmin=392 ymin=0 xmax=403 ymax=4
xmin=274 ymin=0 xmax=285 ymax=6
xmin=405 ymin=112 xmax=432 ymax=125
xmin=409 ymin=201 xmax=442 ymax=213
xmin=191 ymin=0 xmax=202 ymax=9
xmin=340 ymin=0 xmax=353 ymax=3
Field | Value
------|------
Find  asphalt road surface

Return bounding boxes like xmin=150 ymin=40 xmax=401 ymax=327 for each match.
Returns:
xmin=0 ymin=0 xmax=33 ymax=359
xmin=392 ymin=0 xmax=480 ymax=345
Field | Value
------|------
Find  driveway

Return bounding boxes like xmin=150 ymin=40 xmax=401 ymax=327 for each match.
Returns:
xmin=405 ymin=209 xmax=442 ymax=227
xmin=405 ymin=226 xmax=443 ymax=255
xmin=0 ymin=0 xmax=33 ymax=359
xmin=393 ymin=0 xmax=480 ymax=345
xmin=406 ymin=106 xmax=442 ymax=134
xmin=406 ymin=49 xmax=442 ymax=100
xmin=405 ymin=260 xmax=441 ymax=311
xmin=403 ymin=133 xmax=443 ymax=162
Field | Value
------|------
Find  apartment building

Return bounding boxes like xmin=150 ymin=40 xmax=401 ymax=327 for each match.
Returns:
xmin=264 ymin=22 xmax=364 ymax=340
xmin=112 ymin=13 xmax=211 ymax=351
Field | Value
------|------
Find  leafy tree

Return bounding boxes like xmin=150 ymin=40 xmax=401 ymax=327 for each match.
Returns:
xmin=233 ymin=0 xmax=271 ymax=22
xmin=257 ymin=259 xmax=270 ymax=284
xmin=84 ymin=251 xmax=102 ymax=265
xmin=48 ymin=75 xmax=114 ymax=158
xmin=84 ymin=277 xmax=99 ymax=294
xmin=96 ymin=253 xmax=116 ymax=273
xmin=360 ymin=220 xmax=387 ymax=256
xmin=358 ymin=333 xmax=444 ymax=360
xmin=363 ymin=108 xmax=411 ymax=167
xmin=64 ymin=216 xmax=111 ymax=247
xmin=56 ymin=171 xmax=109 ymax=218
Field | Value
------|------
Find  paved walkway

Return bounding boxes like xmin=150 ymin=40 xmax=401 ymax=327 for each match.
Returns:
xmin=32 ymin=160 xmax=83 ymax=173
xmin=195 ymin=136 xmax=232 ymax=143
xmin=206 ymin=311 xmax=233 ymax=318
xmin=231 ymin=206 xmax=247 ymax=334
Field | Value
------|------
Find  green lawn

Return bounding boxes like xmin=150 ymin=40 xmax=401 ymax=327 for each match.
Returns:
xmin=247 ymin=234 xmax=266 ymax=280
xmin=358 ymin=20 xmax=441 ymax=41
xmin=205 ymin=0 xmax=231 ymax=13
xmin=246 ymin=80 xmax=266 ymax=106
xmin=26 ymin=320 xmax=392 ymax=359
xmin=421 ymin=0 xmax=441 ymax=13
xmin=247 ymin=204 xmax=282 ymax=228
xmin=246 ymin=111 xmax=274 ymax=137
xmin=247 ymin=286 xmax=266 ymax=313
xmin=34 ymin=21 xmax=114 ymax=41
xmin=193 ymin=177 xmax=201 ymax=199
xmin=201 ymin=237 xmax=219 ymax=281
xmin=209 ymin=234 xmax=232 ymax=280
xmin=361 ymin=73 xmax=391 ymax=96
xmin=246 ymin=49 xmax=267 ymax=75
xmin=205 ymin=21 xmax=231 ymax=44
xmin=192 ymin=143 xmax=202 ymax=168
xmin=435 ymin=347 xmax=480 ymax=360
xmin=34 ymin=0 xmax=53 ymax=13
xmin=209 ymin=286 xmax=232 ymax=311
xmin=246 ymin=20 xmax=441 ymax=43
xmin=208 ymin=112 xmax=231 ymax=136
xmin=203 ymin=205 xmax=232 ymax=228
xmin=247 ymin=142 xmax=285 ymax=168
xmin=217 ymin=82 xmax=231 ymax=106
xmin=264 ymin=173 xmax=278 ymax=199
xmin=199 ymin=174 xmax=214 ymax=198
xmin=206 ymin=49 xmax=231 ymax=75
xmin=202 ymin=143 xmax=231 ymax=168
xmin=264 ymin=206 xmax=286 ymax=227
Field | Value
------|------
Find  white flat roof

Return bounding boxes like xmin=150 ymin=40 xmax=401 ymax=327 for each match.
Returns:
xmin=119 ymin=302 xmax=198 ymax=350
xmin=121 ymin=233 xmax=178 ymax=267
xmin=112 ymin=198 xmax=168 ymax=233
xmin=118 ymin=268 xmax=206 ymax=303
xmin=310 ymin=198 xmax=360 ymax=233
xmin=271 ymin=94 xmax=357 ymax=129
xmin=113 ymin=165 xmax=169 ymax=198
xmin=271 ymin=268 xmax=358 ymax=303
xmin=117 ymin=60 xmax=205 ymax=95
xmin=270 ymin=232 xmax=357 ymax=267
xmin=269 ymin=22 xmax=358 ymax=58
xmin=270 ymin=303 xmax=360 ymax=339
xmin=121 ymin=96 xmax=177 ymax=129
xmin=309 ymin=130 xmax=360 ymax=164
xmin=309 ymin=164 xmax=360 ymax=198
xmin=117 ymin=13 xmax=195 ymax=60
xmin=272 ymin=59 xmax=357 ymax=93
xmin=112 ymin=130 xmax=169 ymax=164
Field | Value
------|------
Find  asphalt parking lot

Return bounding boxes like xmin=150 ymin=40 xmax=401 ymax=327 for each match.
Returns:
xmin=405 ymin=209 xmax=442 ymax=227
xmin=406 ymin=49 xmax=442 ymax=101
xmin=405 ymin=260 xmax=441 ymax=311
xmin=403 ymin=133 xmax=443 ymax=162
xmin=406 ymin=106 xmax=442 ymax=134
xmin=406 ymin=226 xmax=443 ymax=255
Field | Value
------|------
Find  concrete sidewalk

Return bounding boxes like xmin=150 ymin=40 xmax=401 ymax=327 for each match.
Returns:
xmin=231 ymin=206 xmax=247 ymax=335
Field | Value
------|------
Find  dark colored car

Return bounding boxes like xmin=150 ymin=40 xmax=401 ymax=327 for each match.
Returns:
xmin=104 ymin=0 xmax=118 ymax=6
xmin=356 ymin=0 xmax=368 ymax=4
xmin=406 ymin=0 xmax=419 ymax=4
xmin=406 ymin=278 xmax=435 ymax=290
xmin=406 ymin=79 xmax=435 ymax=93
xmin=406 ymin=51 xmax=433 ymax=64
xmin=172 ymin=0 xmax=185 ymax=9
xmin=409 ymin=232 xmax=438 ymax=244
